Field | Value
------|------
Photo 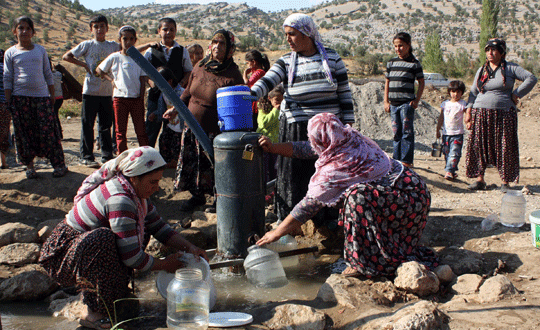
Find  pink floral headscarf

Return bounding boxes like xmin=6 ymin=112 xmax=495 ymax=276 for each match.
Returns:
xmin=74 ymin=146 xmax=166 ymax=245
xmin=306 ymin=113 xmax=391 ymax=206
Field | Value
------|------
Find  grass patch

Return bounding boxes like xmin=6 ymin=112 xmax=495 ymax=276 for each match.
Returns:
xmin=58 ymin=100 xmax=81 ymax=118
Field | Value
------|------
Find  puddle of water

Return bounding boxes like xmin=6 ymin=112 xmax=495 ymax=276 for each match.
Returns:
xmin=1 ymin=255 xmax=340 ymax=329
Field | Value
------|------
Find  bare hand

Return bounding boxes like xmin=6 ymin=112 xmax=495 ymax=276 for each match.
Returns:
xmin=410 ymin=99 xmax=419 ymax=109
xmin=186 ymin=245 xmax=209 ymax=262
xmin=436 ymin=131 xmax=441 ymax=139
xmin=256 ymin=230 xmax=281 ymax=246
xmin=150 ymin=42 xmax=160 ymax=49
xmin=160 ymin=252 xmax=186 ymax=273
xmin=511 ymin=94 xmax=520 ymax=106
xmin=244 ymin=67 xmax=252 ymax=76
xmin=464 ymin=109 xmax=472 ymax=130
xmin=384 ymin=101 xmax=390 ymax=113
xmin=163 ymin=108 xmax=177 ymax=120
xmin=148 ymin=113 xmax=156 ymax=122
xmin=258 ymin=135 xmax=273 ymax=153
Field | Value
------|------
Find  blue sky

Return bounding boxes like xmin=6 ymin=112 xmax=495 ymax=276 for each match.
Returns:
xmin=78 ymin=0 xmax=325 ymax=13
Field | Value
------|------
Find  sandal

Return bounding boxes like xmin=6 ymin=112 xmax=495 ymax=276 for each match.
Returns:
xmin=444 ymin=172 xmax=454 ymax=180
xmin=467 ymin=181 xmax=486 ymax=191
xmin=79 ymin=317 xmax=112 ymax=329
xmin=52 ymin=166 xmax=68 ymax=178
xmin=25 ymin=168 xmax=38 ymax=179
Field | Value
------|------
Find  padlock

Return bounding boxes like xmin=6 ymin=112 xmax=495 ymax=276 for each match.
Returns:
xmin=242 ymin=144 xmax=254 ymax=161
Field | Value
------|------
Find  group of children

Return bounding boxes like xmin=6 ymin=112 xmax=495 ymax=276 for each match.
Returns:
xmin=2 ymin=14 xmax=463 ymax=181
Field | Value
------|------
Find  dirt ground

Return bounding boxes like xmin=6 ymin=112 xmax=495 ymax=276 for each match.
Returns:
xmin=0 ymin=86 xmax=540 ymax=329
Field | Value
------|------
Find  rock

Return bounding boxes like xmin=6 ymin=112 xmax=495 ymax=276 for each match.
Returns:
xmin=317 ymin=274 xmax=400 ymax=308
xmin=438 ymin=247 xmax=483 ymax=275
xmin=434 ymin=265 xmax=455 ymax=283
xmin=45 ymin=290 xmax=70 ymax=303
xmin=478 ymin=275 xmax=517 ymax=303
xmin=451 ymin=274 xmax=483 ymax=295
xmin=0 ymin=270 xmax=58 ymax=301
xmin=522 ymin=185 xmax=531 ymax=195
xmin=362 ymin=301 xmax=450 ymax=330
xmin=0 ymin=222 xmax=39 ymax=248
xmin=265 ymin=304 xmax=326 ymax=330
xmin=394 ymin=261 xmax=439 ymax=296
xmin=265 ymin=210 xmax=278 ymax=223
xmin=0 ymin=243 xmax=41 ymax=266
xmin=48 ymin=293 xmax=85 ymax=321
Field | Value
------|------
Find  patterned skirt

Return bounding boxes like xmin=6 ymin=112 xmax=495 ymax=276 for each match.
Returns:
xmin=0 ymin=103 xmax=10 ymax=153
xmin=339 ymin=168 xmax=439 ymax=277
xmin=158 ymin=125 xmax=182 ymax=163
xmin=9 ymin=96 xmax=65 ymax=167
xmin=39 ymin=221 xmax=131 ymax=315
xmin=174 ymin=128 xmax=214 ymax=196
xmin=465 ymin=107 xmax=519 ymax=183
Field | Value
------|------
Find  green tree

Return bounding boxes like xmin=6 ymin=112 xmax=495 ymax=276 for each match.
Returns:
xmin=422 ymin=32 xmax=445 ymax=73
xmin=43 ymin=28 xmax=49 ymax=43
xmin=479 ymin=0 xmax=499 ymax=63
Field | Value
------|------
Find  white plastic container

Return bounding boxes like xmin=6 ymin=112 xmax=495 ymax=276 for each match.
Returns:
xmin=167 ymin=268 xmax=210 ymax=330
xmin=266 ymin=234 xmax=299 ymax=268
xmin=500 ymin=190 xmax=526 ymax=227
xmin=243 ymin=245 xmax=288 ymax=288
xmin=529 ymin=210 xmax=540 ymax=248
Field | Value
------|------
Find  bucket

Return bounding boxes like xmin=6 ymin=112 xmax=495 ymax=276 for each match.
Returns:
xmin=431 ymin=140 xmax=442 ymax=157
xmin=216 ymin=86 xmax=256 ymax=131
xmin=529 ymin=210 xmax=540 ymax=248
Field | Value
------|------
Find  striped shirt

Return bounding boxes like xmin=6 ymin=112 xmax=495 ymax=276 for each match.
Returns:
xmin=251 ymin=49 xmax=354 ymax=124
xmin=385 ymin=55 xmax=423 ymax=106
xmin=65 ymin=176 xmax=176 ymax=272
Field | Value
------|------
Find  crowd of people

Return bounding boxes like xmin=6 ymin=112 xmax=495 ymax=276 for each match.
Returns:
xmin=0 ymin=11 xmax=535 ymax=330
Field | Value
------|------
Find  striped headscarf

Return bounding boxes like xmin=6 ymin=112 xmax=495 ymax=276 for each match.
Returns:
xmin=283 ymin=13 xmax=334 ymax=87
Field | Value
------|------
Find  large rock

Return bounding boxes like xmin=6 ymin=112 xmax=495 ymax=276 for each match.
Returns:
xmin=265 ymin=304 xmax=326 ymax=330
xmin=394 ymin=261 xmax=439 ymax=296
xmin=438 ymin=247 xmax=483 ymax=275
xmin=451 ymin=274 xmax=483 ymax=295
xmin=0 ymin=222 xmax=39 ymax=248
xmin=362 ymin=301 xmax=449 ymax=330
xmin=48 ymin=293 xmax=85 ymax=321
xmin=0 ymin=243 xmax=41 ymax=266
xmin=317 ymin=274 xmax=400 ymax=308
xmin=0 ymin=270 xmax=58 ymax=301
xmin=478 ymin=275 xmax=517 ymax=303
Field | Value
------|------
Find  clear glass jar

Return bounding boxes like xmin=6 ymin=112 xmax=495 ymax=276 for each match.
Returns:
xmin=167 ymin=268 xmax=210 ymax=330
xmin=266 ymin=234 xmax=299 ymax=268
xmin=243 ymin=245 xmax=288 ymax=288
xmin=500 ymin=190 xmax=526 ymax=228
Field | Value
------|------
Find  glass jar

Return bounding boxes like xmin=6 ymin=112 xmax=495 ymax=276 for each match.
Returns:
xmin=266 ymin=234 xmax=299 ymax=268
xmin=167 ymin=268 xmax=210 ymax=330
xmin=500 ymin=190 xmax=526 ymax=227
xmin=243 ymin=245 xmax=288 ymax=288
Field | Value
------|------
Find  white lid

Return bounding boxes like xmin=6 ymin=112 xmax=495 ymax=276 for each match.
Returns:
xmin=208 ymin=312 xmax=253 ymax=327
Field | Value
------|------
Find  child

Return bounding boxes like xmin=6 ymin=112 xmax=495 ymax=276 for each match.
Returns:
xmin=257 ymin=85 xmax=284 ymax=184
xmin=97 ymin=26 xmax=149 ymax=153
xmin=187 ymin=43 xmax=204 ymax=66
xmin=156 ymin=66 xmax=185 ymax=168
xmin=244 ymin=50 xmax=270 ymax=131
xmin=384 ymin=32 xmax=424 ymax=167
xmin=436 ymin=80 xmax=467 ymax=180
xmin=3 ymin=16 xmax=67 ymax=178
xmin=0 ymin=49 xmax=10 ymax=169
xmin=141 ymin=17 xmax=193 ymax=147
xmin=63 ymin=14 xmax=119 ymax=167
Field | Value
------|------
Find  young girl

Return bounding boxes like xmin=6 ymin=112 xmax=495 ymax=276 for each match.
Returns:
xmin=436 ymin=80 xmax=467 ymax=180
xmin=244 ymin=50 xmax=270 ymax=130
xmin=4 ymin=16 xmax=67 ymax=178
xmin=97 ymin=26 xmax=148 ymax=153
xmin=156 ymin=66 xmax=184 ymax=168
xmin=0 ymin=49 xmax=9 ymax=169
xmin=384 ymin=32 xmax=424 ymax=167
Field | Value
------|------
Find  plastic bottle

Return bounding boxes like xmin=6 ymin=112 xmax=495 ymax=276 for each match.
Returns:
xmin=266 ymin=234 xmax=299 ymax=268
xmin=167 ymin=268 xmax=210 ymax=330
xmin=500 ymin=190 xmax=526 ymax=228
xmin=243 ymin=245 xmax=288 ymax=288
xmin=481 ymin=214 xmax=499 ymax=231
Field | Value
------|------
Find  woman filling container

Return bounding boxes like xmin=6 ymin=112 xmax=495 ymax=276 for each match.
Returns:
xmin=257 ymin=113 xmax=438 ymax=277
xmin=39 ymin=146 xmax=207 ymax=329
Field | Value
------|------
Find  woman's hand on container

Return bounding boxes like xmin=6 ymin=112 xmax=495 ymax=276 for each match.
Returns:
xmin=256 ymin=230 xmax=281 ymax=246
xmin=163 ymin=108 xmax=177 ymax=120
xmin=157 ymin=252 xmax=186 ymax=273
xmin=258 ymin=135 xmax=273 ymax=153
xmin=186 ymin=245 xmax=209 ymax=262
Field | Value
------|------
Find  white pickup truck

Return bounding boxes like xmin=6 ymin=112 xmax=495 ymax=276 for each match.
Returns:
xmin=422 ymin=73 xmax=450 ymax=88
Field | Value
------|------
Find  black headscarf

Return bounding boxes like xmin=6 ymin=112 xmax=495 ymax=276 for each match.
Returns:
xmin=199 ymin=29 xmax=236 ymax=74
xmin=477 ymin=38 xmax=507 ymax=93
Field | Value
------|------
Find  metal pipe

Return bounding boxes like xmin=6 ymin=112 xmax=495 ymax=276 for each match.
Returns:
xmin=126 ymin=46 xmax=214 ymax=161
xmin=208 ymin=246 xmax=318 ymax=269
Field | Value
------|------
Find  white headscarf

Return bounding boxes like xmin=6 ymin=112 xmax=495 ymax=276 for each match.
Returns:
xmin=283 ymin=13 xmax=334 ymax=87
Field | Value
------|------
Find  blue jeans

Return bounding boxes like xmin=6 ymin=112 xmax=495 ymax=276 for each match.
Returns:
xmin=442 ymin=134 xmax=463 ymax=174
xmin=80 ymin=95 xmax=114 ymax=161
xmin=390 ymin=103 xmax=415 ymax=164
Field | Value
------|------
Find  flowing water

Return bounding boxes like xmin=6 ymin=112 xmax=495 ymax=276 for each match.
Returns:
xmin=0 ymin=254 xmax=341 ymax=329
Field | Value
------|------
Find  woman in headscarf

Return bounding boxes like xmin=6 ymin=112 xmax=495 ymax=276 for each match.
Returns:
xmin=39 ymin=146 xmax=207 ymax=329
xmin=166 ymin=29 xmax=243 ymax=212
xmin=257 ymin=113 xmax=438 ymax=278
xmin=250 ymin=13 xmax=354 ymax=227
xmin=465 ymin=38 xmax=537 ymax=191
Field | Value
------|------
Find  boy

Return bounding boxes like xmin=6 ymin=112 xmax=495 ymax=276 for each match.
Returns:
xmin=140 ymin=17 xmax=193 ymax=147
xmin=63 ymin=15 xmax=118 ymax=167
xmin=436 ymin=80 xmax=467 ymax=180
xmin=187 ymin=43 xmax=204 ymax=66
